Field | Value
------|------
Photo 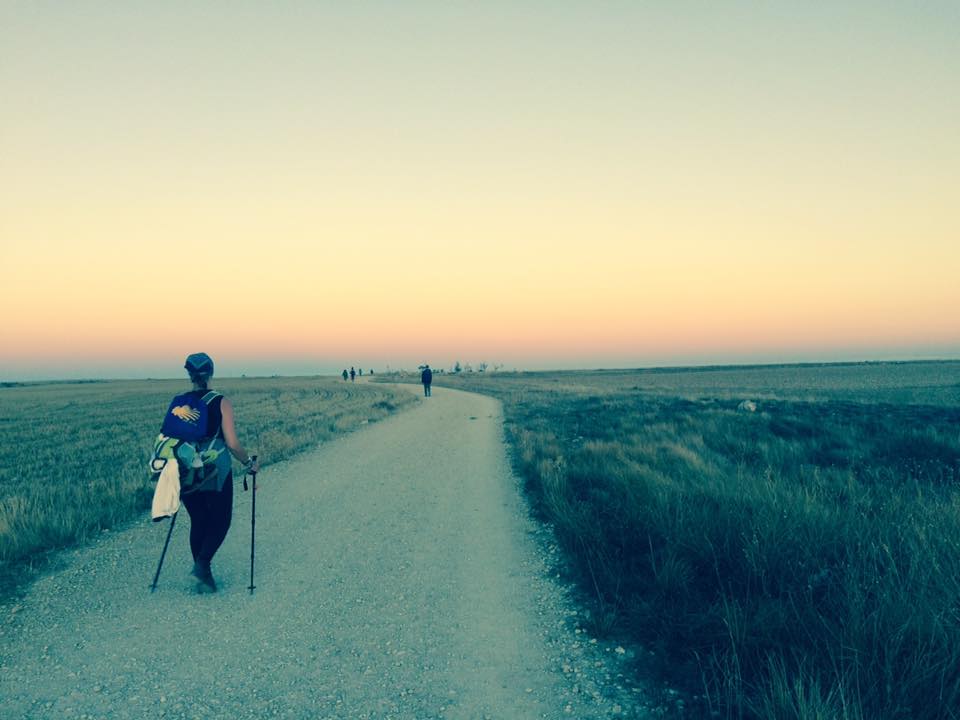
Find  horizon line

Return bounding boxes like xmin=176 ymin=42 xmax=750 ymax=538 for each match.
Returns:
xmin=4 ymin=356 xmax=960 ymax=386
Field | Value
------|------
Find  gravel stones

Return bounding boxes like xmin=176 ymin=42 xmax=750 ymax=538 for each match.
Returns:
xmin=1 ymin=387 xmax=650 ymax=718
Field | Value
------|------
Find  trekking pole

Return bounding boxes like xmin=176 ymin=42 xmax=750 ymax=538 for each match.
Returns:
xmin=244 ymin=455 xmax=258 ymax=594
xmin=150 ymin=511 xmax=178 ymax=593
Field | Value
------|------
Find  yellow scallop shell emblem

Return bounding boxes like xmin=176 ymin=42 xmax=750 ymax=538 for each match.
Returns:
xmin=171 ymin=405 xmax=201 ymax=423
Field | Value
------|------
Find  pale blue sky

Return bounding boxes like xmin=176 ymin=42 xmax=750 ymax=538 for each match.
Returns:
xmin=2 ymin=2 xmax=958 ymax=379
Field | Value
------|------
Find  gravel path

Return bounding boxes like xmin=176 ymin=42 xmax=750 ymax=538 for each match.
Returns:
xmin=1 ymin=386 xmax=650 ymax=719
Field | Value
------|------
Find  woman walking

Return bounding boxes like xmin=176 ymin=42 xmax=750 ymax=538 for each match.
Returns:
xmin=177 ymin=352 xmax=259 ymax=593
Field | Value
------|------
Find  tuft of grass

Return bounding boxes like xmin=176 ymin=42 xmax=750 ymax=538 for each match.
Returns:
xmin=421 ymin=363 xmax=960 ymax=720
xmin=0 ymin=376 xmax=416 ymax=592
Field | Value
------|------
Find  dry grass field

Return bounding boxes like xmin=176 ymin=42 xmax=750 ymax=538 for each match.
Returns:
xmin=409 ymin=361 xmax=960 ymax=720
xmin=0 ymin=376 xmax=416 ymax=593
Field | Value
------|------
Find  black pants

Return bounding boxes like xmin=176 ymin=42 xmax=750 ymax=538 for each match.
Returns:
xmin=423 ymin=383 xmax=431 ymax=396
xmin=182 ymin=474 xmax=233 ymax=567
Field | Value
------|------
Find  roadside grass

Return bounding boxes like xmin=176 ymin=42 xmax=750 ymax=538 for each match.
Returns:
xmin=0 ymin=377 xmax=416 ymax=591
xmin=412 ymin=362 xmax=960 ymax=720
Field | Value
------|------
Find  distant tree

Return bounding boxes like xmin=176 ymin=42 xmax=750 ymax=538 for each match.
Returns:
xmin=478 ymin=362 xmax=488 ymax=373
xmin=454 ymin=361 xmax=462 ymax=373
xmin=465 ymin=363 xmax=473 ymax=373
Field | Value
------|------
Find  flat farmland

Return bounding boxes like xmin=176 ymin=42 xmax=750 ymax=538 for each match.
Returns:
xmin=0 ymin=377 xmax=416 ymax=590
xmin=413 ymin=361 xmax=960 ymax=719
xmin=429 ymin=360 xmax=960 ymax=405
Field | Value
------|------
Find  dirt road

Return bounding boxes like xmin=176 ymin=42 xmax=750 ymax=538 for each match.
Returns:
xmin=1 ymin=386 xmax=648 ymax=719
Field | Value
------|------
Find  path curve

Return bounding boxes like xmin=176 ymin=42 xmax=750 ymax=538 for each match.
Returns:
xmin=1 ymin=386 xmax=648 ymax=719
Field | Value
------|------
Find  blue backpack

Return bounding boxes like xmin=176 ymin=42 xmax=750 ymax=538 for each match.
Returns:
xmin=160 ymin=390 xmax=221 ymax=442
xmin=151 ymin=391 xmax=224 ymax=491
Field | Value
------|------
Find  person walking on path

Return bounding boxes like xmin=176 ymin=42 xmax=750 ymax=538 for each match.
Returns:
xmin=176 ymin=352 xmax=259 ymax=593
xmin=342 ymin=369 xmax=349 ymax=381
xmin=421 ymin=364 xmax=433 ymax=397
xmin=350 ymin=367 xmax=356 ymax=382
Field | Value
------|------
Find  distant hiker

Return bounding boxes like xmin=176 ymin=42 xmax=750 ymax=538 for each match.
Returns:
xmin=369 ymin=369 xmax=374 ymax=375
xmin=350 ymin=367 xmax=356 ymax=382
xmin=358 ymin=368 xmax=363 ymax=377
xmin=342 ymin=369 xmax=348 ymax=381
xmin=161 ymin=352 xmax=259 ymax=593
xmin=421 ymin=364 xmax=433 ymax=397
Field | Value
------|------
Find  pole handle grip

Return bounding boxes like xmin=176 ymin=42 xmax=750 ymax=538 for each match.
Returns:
xmin=243 ymin=455 xmax=257 ymax=491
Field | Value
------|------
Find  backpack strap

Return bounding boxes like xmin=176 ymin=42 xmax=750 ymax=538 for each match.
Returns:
xmin=201 ymin=391 xmax=223 ymax=446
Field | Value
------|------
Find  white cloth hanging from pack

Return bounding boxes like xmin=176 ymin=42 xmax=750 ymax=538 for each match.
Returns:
xmin=151 ymin=458 xmax=180 ymax=521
